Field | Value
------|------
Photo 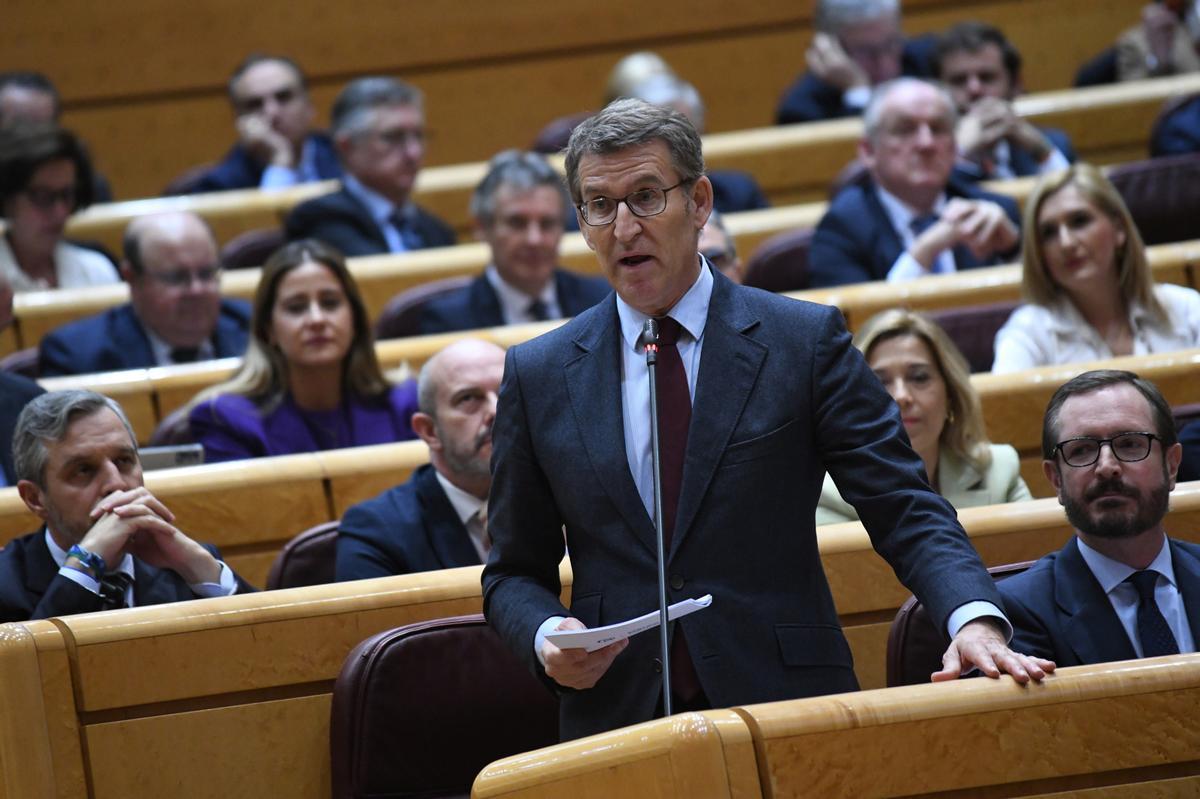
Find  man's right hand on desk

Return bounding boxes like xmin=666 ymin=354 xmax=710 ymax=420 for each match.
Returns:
xmin=542 ymin=617 xmax=628 ymax=689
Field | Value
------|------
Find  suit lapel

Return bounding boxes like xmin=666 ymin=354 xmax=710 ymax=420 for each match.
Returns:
xmin=23 ymin=529 xmax=60 ymax=599
xmin=118 ymin=307 xmax=158 ymax=367
xmin=417 ymin=465 xmax=482 ymax=567
xmin=470 ymin=277 xmax=506 ymax=328
xmin=1170 ymin=540 xmax=1200 ymax=647
xmin=563 ymin=301 xmax=658 ymax=555
xmin=1057 ymin=538 xmax=1138 ymax=663
xmin=671 ymin=277 xmax=766 ymax=554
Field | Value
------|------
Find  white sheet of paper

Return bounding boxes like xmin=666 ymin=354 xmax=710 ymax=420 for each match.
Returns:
xmin=545 ymin=594 xmax=714 ymax=652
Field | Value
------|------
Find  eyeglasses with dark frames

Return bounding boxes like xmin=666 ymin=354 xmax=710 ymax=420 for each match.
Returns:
xmin=577 ymin=182 xmax=686 ymax=226
xmin=1053 ymin=432 xmax=1160 ymax=467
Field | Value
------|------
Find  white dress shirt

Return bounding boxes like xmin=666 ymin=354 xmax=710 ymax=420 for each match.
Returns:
xmin=434 ymin=471 xmax=490 ymax=563
xmin=874 ymin=186 xmax=956 ymax=282
xmin=485 ymin=265 xmax=562 ymax=324
xmin=260 ymin=137 xmax=323 ymax=189
xmin=342 ymin=174 xmax=418 ymax=253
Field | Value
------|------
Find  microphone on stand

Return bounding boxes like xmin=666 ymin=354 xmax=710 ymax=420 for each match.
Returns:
xmin=638 ymin=317 xmax=673 ymax=717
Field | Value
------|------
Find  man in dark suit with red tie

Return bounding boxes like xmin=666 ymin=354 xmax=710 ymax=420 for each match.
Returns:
xmin=482 ymin=98 xmax=1053 ymax=741
xmin=998 ymin=370 xmax=1198 ymax=664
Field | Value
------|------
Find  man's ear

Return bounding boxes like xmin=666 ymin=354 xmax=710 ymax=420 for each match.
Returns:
xmin=857 ymin=138 xmax=876 ymax=171
xmin=689 ymin=175 xmax=714 ymax=231
xmin=119 ymin=262 xmax=137 ymax=286
xmin=16 ymin=480 xmax=50 ymax=523
xmin=411 ymin=412 xmax=441 ymax=452
xmin=1166 ymin=442 xmax=1183 ymax=491
xmin=1042 ymin=458 xmax=1065 ymax=505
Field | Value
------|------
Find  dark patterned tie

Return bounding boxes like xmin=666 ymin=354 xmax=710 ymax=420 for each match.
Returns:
xmin=170 ymin=347 xmax=200 ymax=364
xmin=527 ymin=299 xmax=550 ymax=322
xmin=390 ymin=212 xmax=423 ymax=251
xmin=909 ymin=213 xmax=939 ymax=238
xmin=653 ymin=316 xmax=701 ymax=702
xmin=1126 ymin=570 xmax=1179 ymax=657
xmin=99 ymin=572 xmax=133 ymax=611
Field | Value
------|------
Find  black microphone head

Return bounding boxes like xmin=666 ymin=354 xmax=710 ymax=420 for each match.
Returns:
xmin=637 ymin=318 xmax=659 ymax=350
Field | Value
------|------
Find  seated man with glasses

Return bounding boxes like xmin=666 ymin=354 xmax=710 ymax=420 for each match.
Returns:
xmin=285 ymin=76 xmax=455 ymax=257
xmin=997 ymin=369 xmax=1198 ymax=665
xmin=697 ymin=209 xmax=741 ymax=284
xmin=38 ymin=212 xmax=251 ymax=376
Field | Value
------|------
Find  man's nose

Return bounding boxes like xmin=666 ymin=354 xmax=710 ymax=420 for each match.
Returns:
xmin=98 ymin=461 xmax=129 ymax=494
xmin=1094 ymin=442 xmax=1124 ymax=476
xmin=612 ymin=202 xmax=641 ymax=242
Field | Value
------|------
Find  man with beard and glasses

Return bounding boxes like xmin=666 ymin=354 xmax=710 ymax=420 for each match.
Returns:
xmin=334 ymin=339 xmax=504 ymax=581
xmin=997 ymin=369 xmax=1198 ymax=665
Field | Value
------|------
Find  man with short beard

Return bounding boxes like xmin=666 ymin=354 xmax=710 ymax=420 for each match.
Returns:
xmin=334 ymin=339 xmax=504 ymax=581
xmin=997 ymin=369 xmax=1198 ymax=665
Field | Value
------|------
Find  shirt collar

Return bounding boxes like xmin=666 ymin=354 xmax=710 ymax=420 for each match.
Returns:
xmin=874 ymin=184 xmax=948 ymax=236
xmin=44 ymin=527 xmax=135 ymax=577
xmin=616 ymin=255 xmax=713 ymax=354
xmin=485 ymin=264 xmax=558 ymax=318
xmin=143 ymin=323 xmax=215 ymax=366
xmin=342 ymin=174 xmax=411 ymax=226
xmin=434 ymin=470 xmax=485 ymax=526
xmin=1076 ymin=533 xmax=1175 ymax=595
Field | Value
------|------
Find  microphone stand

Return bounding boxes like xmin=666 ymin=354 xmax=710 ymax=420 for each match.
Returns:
xmin=638 ymin=318 xmax=673 ymax=717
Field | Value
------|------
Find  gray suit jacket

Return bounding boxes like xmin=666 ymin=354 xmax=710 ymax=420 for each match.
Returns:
xmin=482 ymin=266 xmax=1002 ymax=739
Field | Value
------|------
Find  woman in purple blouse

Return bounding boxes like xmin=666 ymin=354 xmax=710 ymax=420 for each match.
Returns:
xmin=188 ymin=239 xmax=417 ymax=462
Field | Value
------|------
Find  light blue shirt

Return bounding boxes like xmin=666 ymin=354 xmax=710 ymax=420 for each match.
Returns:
xmin=1077 ymin=534 xmax=1196 ymax=656
xmin=342 ymin=174 xmax=417 ymax=253
xmin=260 ymin=137 xmax=322 ymax=189
xmin=875 ymin=186 xmax=956 ymax=282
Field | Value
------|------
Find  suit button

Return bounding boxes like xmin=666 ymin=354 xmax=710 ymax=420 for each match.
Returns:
xmin=653 ymin=658 xmax=663 ymax=673
xmin=670 ymin=574 xmax=685 ymax=590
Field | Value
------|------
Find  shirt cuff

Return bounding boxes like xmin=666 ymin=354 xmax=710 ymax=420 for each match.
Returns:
xmin=946 ymin=600 xmax=1012 ymax=642
xmin=188 ymin=561 xmax=237 ymax=598
xmin=887 ymin=251 xmax=931 ymax=282
xmin=534 ymin=615 xmax=567 ymax=667
xmin=844 ymin=85 xmax=871 ymax=110
xmin=259 ymin=165 xmax=300 ymax=189
xmin=58 ymin=565 xmax=101 ymax=595
xmin=1037 ymin=147 xmax=1071 ymax=174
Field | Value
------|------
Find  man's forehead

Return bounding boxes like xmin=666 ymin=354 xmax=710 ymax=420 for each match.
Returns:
xmin=1059 ymin=385 xmax=1154 ymax=435
xmin=943 ymin=44 xmax=1005 ymax=73
xmin=578 ymin=141 xmax=674 ymax=187
xmin=49 ymin=409 xmax=136 ymax=459
xmin=235 ymin=60 xmax=302 ymax=96
xmin=140 ymin=225 xmax=218 ymax=269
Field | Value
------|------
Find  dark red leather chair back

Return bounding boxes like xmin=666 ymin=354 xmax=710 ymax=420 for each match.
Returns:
xmin=219 ymin=227 xmax=286 ymax=270
xmin=1107 ymin=152 xmax=1200 ymax=246
xmin=373 ymin=276 xmax=474 ymax=340
xmin=330 ymin=614 xmax=559 ymax=799
xmin=742 ymin=228 xmax=814 ymax=293
xmin=266 ymin=520 xmax=339 ymax=590
xmin=886 ymin=561 xmax=1035 ymax=687
xmin=927 ymin=300 xmax=1020 ymax=374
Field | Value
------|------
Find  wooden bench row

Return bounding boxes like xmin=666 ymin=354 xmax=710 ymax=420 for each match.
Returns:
xmin=472 ymin=654 xmax=1200 ymax=798
xmin=11 ymin=0 xmax=1144 ymax=199
xmin=59 ymin=70 xmax=1200 ymax=255
xmin=2 ymin=482 xmax=1196 ymax=799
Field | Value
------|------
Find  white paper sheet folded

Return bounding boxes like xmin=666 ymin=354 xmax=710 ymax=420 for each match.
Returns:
xmin=545 ymin=594 xmax=714 ymax=652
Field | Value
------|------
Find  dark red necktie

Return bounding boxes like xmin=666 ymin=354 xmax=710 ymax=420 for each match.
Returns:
xmin=653 ymin=316 xmax=701 ymax=702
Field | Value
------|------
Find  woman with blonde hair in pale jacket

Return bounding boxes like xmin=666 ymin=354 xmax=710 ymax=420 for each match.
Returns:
xmin=817 ymin=308 xmax=1031 ymax=525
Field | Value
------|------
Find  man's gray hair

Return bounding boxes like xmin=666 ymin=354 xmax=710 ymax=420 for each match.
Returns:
xmin=331 ymin=76 xmax=423 ymax=139
xmin=625 ymin=74 xmax=706 ymax=133
xmin=564 ymin=98 xmax=704 ymax=205
xmin=816 ymin=0 xmax=900 ymax=34
xmin=13 ymin=390 xmax=137 ymax=487
xmin=862 ymin=77 xmax=958 ymax=141
xmin=470 ymin=149 xmax=569 ymax=225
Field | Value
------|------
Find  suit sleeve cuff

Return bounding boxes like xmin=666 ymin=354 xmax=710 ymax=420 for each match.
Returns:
xmin=534 ymin=615 xmax=567 ymax=667
xmin=947 ymin=600 xmax=1012 ymax=642
xmin=188 ymin=561 xmax=237 ymax=598
xmin=887 ymin=252 xmax=930 ymax=282
xmin=58 ymin=565 xmax=101 ymax=595
xmin=844 ymin=85 xmax=871 ymax=110
xmin=259 ymin=165 xmax=301 ymax=189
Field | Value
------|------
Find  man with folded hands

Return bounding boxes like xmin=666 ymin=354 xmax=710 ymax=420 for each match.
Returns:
xmin=0 ymin=390 xmax=253 ymax=622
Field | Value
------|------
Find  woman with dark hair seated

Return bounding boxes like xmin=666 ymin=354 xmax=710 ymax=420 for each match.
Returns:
xmin=188 ymin=239 xmax=417 ymax=462
xmin=817 ymin=308 xmax=1031 ymax=525
xmin=0 ymin=123 xmax=117 ymax=291
xmin=993 ymin=163 xmax=1200 ymax=373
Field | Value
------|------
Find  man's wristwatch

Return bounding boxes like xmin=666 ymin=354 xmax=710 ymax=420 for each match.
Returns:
xmin=65 ymin=544 xmax=106 ymax=579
